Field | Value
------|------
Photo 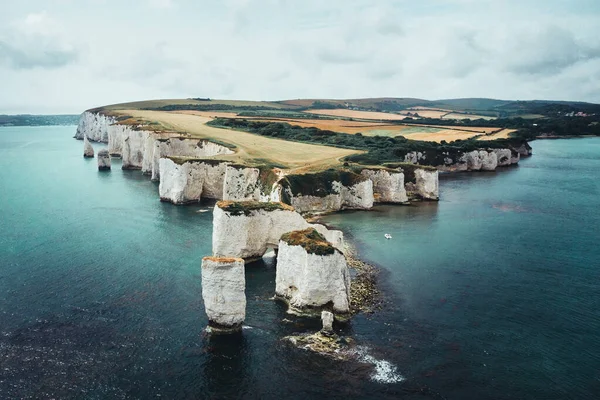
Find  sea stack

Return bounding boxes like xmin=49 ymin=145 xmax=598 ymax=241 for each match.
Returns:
xmin=321 ymin=311 xmax=334 ymax=333
xmin=83 ymin=136 xmax=94 ymax=158
xmin=201 ymin=257 xmax=246 ymax=333
xmin=275 ymin=228 xmax=351 ymax=317
xmin=97 ymin=149 xmax=111 ymax=170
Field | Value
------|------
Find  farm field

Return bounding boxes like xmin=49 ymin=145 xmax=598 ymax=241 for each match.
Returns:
xmin=120 ymin=109 xmax=362 ymax=171
xmin=442 ymin=112 xmax=496 ymax=120
xmin=400 ymin=127 xmax=483 ymax=142
xmin=477 ymin=129 xmax=517 ymax=140
xmin=307 ymin=109 xmax=407 ymax=120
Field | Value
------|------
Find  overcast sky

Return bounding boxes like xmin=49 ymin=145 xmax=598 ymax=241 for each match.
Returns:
xmin=1 ymin=0 xmax=599 ymax=114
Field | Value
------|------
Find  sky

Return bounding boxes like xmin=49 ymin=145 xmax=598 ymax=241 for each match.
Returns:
xmin=1 ymin=0 xmax=599 ymax=114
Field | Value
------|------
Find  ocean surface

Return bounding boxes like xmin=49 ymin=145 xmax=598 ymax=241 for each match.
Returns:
xmin=1 ymin=126 xmax=599 ymax=399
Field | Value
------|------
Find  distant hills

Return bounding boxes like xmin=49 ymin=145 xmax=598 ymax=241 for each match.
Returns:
xmin=0 ymin=114 xmax=79 ymax=127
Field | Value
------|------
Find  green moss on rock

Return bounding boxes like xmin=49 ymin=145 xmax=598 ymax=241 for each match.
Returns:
xmin=217 ymin=201 xmax=294 ymax=216
xmin=280 ymin=228 xmax=336 ymax=256
xmin=280 ymin=169 xmax=367 ymax=202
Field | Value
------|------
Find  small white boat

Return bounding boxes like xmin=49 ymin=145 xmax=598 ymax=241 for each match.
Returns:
xmin=384 ymin=233 xmax=392 ymax=239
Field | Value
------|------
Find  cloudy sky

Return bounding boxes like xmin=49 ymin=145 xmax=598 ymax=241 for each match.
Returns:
xmin=1 ymin=0 xmax=599 ymax=113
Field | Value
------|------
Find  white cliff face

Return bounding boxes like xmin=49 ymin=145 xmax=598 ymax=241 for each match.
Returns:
xmin=493 ymin=149 xmax=513 ymax=167
xmin=141 ymin=134 xmax=156 ymax=175
xmin=97 ymin=149 xmax=111 ymax=170
xmin=212 ymin=205 xmax=309 ymax=259
xmin=151 ymin=139 xmax=234 ymax=181
xmin=76 ymin=112 xmax=115 ymax=143
xmin=361 ymin=169 xmax=408 ymax=203
xmin=404 ymin=151 xmax=427 ymax=164
xmin=275 ymin=241 xmax=350 ymax=314
xmin=122 ymin=129 xmax=150 ymax=170
xmin=415 ymin=169 xmax=439 ymax=200
xmin=159 ymin=158 xmax=228 ymax=204
xmin=287 ymin=179 xmax=374 ymax=214
xmin=107 ymin=124 xmax=125 ymax=156
xmin=83 ymin=136 xmax=94 ymax=158
xmin=201 ymin=257 xmax=246 ymax=331
xmin=222 ymin=166 xmax=281 ymax=202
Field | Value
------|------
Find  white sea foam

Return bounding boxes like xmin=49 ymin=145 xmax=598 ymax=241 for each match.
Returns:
xmin=354 ymin=346 xmax=405 ymax=384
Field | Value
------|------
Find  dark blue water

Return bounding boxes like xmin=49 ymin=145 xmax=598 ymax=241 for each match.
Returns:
xmin=1 ymin=127 xmax=599 ymax=399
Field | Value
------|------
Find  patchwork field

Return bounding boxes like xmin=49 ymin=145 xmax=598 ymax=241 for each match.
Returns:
xmin=120 ymin=110 xmax=362 ymax=171
xmin=307 ymin=109 xmax=407 ymax=120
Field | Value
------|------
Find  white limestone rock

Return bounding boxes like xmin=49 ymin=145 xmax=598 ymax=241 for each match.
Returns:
xmin=275 ymin=233 xmax=350 ymax=315
xmin=201 ymin=257 xmax=246 ymax=332
xmin=121 ymin=129 xmax=150 ymax=170
xmin=75 ymin=111 xmax=116 ymax=143
xmin=284 ymin=176 xmax=374 ymax=214
xmin=493 ymin=149 xmax=513 ymax=167
xmin=212 ymin=202 xmax=309 ymax=259
xmin=97 ymin=149 xmax=111 ymax=170
xmin=360 ymin=169 xmax=408 ymax=203
xmin=83 ymin=136 xmax=94 ymax=158
xmin=321 ymin=311 xmax=334 ymax=332
xmin=159 ymin=158 xmax=228 ymax=204
xmin=107 ymin=124 xmax=125 ymax=156
xmin=310 ymin=223 xmax=345 ymax=252
xmin=415 ymin=168 xmax=439 ymax=200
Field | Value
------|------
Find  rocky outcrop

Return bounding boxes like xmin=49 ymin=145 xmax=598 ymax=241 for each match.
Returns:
xmin=275 ymin=229 xmax=350 ymax=315
xmin=201 ymin=257 xmax=246 ymax=333
xmin=514 ymin=142 xmax=533 ymax=156
xmin=159 ymin=158 xmax=228 ymax=204
xmin=97 ymin=149 xmax=110 ymax=170
xmin=405 ymin=147 xmax=523 ymax=172
xmin=321 ymin=311 xmax=334 ymax=332
xmin=360 ymin=169 xmax=408 ymax=203
xmin=83 ymin=136 xmax=94 ymax=158
xmin=76 ymin=111 xmax=116 ymax=142
xmin=223 ymin=165 xmax=281 ymax=202
xmin=121 ymin=129 xmax=151 ymax=170
xmin=281 ymin=171 xmax=374 ymax=214
xmin=212 ymin=201 xmax=344 ymax=259
xmin=414 ymin=168 xmax=439 ymax=200
xmin=151 ymin=138 xmax=234 ymax=181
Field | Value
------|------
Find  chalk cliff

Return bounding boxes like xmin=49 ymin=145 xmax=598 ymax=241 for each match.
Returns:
xmin=222 ymin=165 xmax=281 ymax=202
xmin=275 ymin=229 xmax=350 ymax=315
xmin=212 ymin=201 xmax=344 ymax=259
xmin=83 ymin=136 xmax=94 ymax=158
xmin=76 ymin=111 xmax=116 ymax=143
xmin=405 ymin=147 xmax=521 ymax=172
xmin=97 ymin=149 xmax=110 ymax=170
xmin=201 ymin=257 xmax=246 ymax=333
xmin=360 ymin=168 xmax=408 ymax=203
xmin=159 ymin=158 xmax=228 ymax=204
xmin=281 ymin=171 xmax=374 ymax=214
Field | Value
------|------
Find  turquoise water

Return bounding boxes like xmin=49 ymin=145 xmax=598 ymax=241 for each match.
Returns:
xmin=1 ymin=126 xmax=599 ymax=399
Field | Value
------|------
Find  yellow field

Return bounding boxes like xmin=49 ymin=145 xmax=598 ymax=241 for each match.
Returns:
xmin=307 ymin=109 xmax=407 ymax=120
xmin=120 ymin=110 xmax=362 ymax=171
xmin=477 ymin=129 xmax=517 ymax=140
xmin=402 ymin=129 xmax=482 ymax=142
xmin=442 ymin=112 xmax=496 ymax=120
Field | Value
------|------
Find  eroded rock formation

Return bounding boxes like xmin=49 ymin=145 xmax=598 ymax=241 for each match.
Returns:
xmin=360 ymin=168 xmax=408 ymax=203
xmin=76 ymin=111 xmax=115 ymax=142
xmin=159 ymin=158 xmax=228 ymax=204
xmin=275 ymin=228 xmax=350 ymax=316
xmin=201 ymin=256 xmax=246 ymax=333
xmin=97 ymin=149 xmax=111 ymax=170
xmin=83 ymin=136 xmax=94 ymax=158
xmin=212 ymin=201 xmax=344 ymax=259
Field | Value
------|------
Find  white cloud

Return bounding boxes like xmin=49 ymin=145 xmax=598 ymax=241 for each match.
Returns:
xmin=0 ymin=0 xmax=599 ymax=113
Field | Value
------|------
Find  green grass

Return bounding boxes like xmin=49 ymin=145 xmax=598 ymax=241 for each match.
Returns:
xmin=280 ymin=228 xmax=336 ymax=256
xmin=216 ymin=201 xmax=294 ymax=216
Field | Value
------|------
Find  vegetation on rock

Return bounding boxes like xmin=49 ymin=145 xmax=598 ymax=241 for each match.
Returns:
xmin=217 ymin=200 xmax=294 ymax=216
xmin=280 ymin=228 xmax=337 ymax=256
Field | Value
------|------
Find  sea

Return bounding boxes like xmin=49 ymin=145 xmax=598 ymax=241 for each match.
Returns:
xmin=0 ymin=126 xmax=599 ymax=399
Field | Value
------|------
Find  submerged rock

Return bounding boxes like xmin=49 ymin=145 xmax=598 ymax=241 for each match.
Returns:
xmin=83 ymin=136 xmax=94 ymax=158
xmin=201 ymin=257 xmax=246 ymax=334
xmin=275 ymin=228 xmax=350 ymax=316
xmin=97 ymin=149 xmax=111 ymax=170
xmin=284 ymin=331 xmax=355 ymax=361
